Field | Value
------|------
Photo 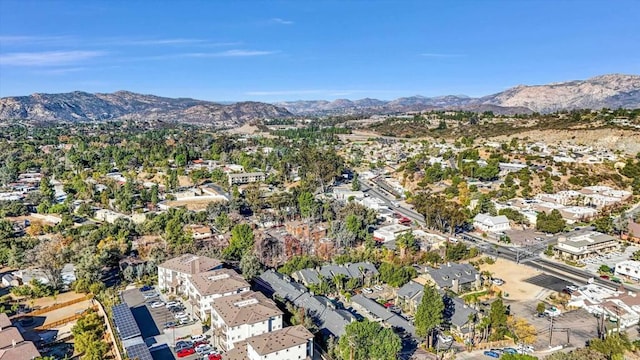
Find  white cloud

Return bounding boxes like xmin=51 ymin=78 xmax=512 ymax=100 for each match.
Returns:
xmin=0 ymin=50 xmax=106 ymax=66
xmin=420 ymin=53 xmax=466 ymax=58
xmin=270 ymin=18 xmax=294 ymax=25
xmin=0 ymin=35 xmax=73 ymax=45
xmin=105 ymin=38 xmax=208 ymax=46
xmin=32 ymin=67 xmax=86 ymax=75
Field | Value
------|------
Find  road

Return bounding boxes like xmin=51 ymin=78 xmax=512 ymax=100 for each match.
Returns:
xmin=460 ymin=228 xmax=631 ymax=291
xmin=360 ymin=181 xmax=426 ymax=226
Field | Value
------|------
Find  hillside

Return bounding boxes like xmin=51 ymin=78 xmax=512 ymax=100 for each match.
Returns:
xmin=0 ymin=91 xmax=292 ymax=126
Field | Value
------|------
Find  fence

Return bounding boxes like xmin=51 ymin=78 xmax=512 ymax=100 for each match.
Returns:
xmin=15 ymin=294 xmax=92 ymax=318
xmin=35 ymin=305 xmax=98 ymax=330
xmin=473 ymin=339 xmax=515 ymax=350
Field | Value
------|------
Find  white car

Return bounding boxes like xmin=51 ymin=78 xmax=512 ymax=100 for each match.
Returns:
xmin=438 ymin=334 xmax=453 ymax=343
xmin=174 ymin=312 xmax=188 ymax=319
xmin=196 ymin=345 xmax=212 ymax=354
xmin=191 ymin=334 xmax=207 ymax=342
xmin=492 ymin=278 xmax=505 ymax=286
xmin=165 ymin=301 xmax=179 ymax=308
xmin=143 ymin=292 xmax=159 ymax=299
xmin=373 ymin=285 xmax=384 ymax=291
xmin=544 ymin=307 xmax=561 ymax=317
xmin=362 ymin=288 xmax=373 ymax=294
xmin=150 ymin=301 xmax=164 ymax=309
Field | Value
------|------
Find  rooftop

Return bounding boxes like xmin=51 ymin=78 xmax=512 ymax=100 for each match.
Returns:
xmin=425 ymin=263 xmax=478 ymax=288
xmin=159 ymin=253 xmax=222 ymax=275
xmin=211 ymin=291 xmax=282 ymax=327
xmin=247 ymin=325 xmax=313 ymax=356
xmin=190 ymin=268 xmax=249 ymax=296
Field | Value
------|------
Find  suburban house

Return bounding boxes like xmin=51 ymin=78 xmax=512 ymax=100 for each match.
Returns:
xmin=225 ymin=325 xmax=314 ymax=360
xmin=396 ymin=281 xmax=425 ymax=313
xmin=293 ymin=262 xmax=379 ymax=287
xmin=373 ymin=224 xmax=412 ymax=243
xmin=423 ymin=263 xmax=481 ymax=293
xmin=553 ymin=232 xmax=619 ymax=260
xmin=473 ymin=214 xmax=511 ymax=233
xmin=0 ymin=313 xmax=41 ymax=360
xmin=158 ymin=254 xmax=251 ymax=319
xmin=184 ymin=224 xmax=214 ymax=240
xmin=210 ymin=291 xmax=283 ymax=351
xmin=228 ymin=172 xmax=266 ymax=186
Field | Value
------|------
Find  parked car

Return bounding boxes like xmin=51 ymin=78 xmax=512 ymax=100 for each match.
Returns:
xmin=438 ymin=334 xmax=453 ymax=343
xmin=600 ymin=275 xmax=610 ymax=280
xmin=175 ymin=341 xmax=193 ymax=351
xmin=483 ymin=350 xmax=501 ymax=358
xmin=492 ymin=278 xmax=505 ymax=286
xmin=196 ymin=345 xmax=212 ymax=354
xmin=179 ymin=317 xmax=193 ymax=325
xmin=143 ymin=292 xmax=159 ymax=299
xmin=140 ymin=285 xmax=153 ymax=292
xmin=362 ymin=288 xmax=373 ymax=294
xmin=207 ymin=354 xmax=222 ymax=360
xmin=503 ymin=348 xmax=518 ymax=354
xmin=373 ymin=285 xmax=384 ymax=291
xmin=166 ymin=301 xmax=180 ymax=308
xmin=150 ymin=301 xmax=164 ymax=308
xmin=191 ymin=334 xmax=207 ymax=342
xmin=163 ymin=321 xmax=176 ymax=329
xmin=383 ymin=302 xmax=394 ymax=308
xmin=177 ymin=347 xmax=196 ymax=358
xmin=174 ymin=312 xmax=188 ymax=319
xmin=544 ymin=306 xmax=561 ymax=317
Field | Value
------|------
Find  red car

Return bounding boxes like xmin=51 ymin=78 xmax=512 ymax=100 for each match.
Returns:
xmin=193 ymin=340 xmax=209 ymax=347
xmin=177 ymin=347 xmax=196 ymax=358
xmin=384 ymin=302 xmax=394 ymax=308
xmin=208 ymin=354 xmax=222 ymax=360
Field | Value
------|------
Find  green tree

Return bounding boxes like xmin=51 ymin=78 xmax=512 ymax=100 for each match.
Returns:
xmin=39 ymin=176 xmax=55 ymax=202
xmin=415 ymin=284 xmax=444 ymax=347
xmin=536 ymin=302 xmax=546 ymax=315
xmin=72 ymin=309 xmax=108 ymax=360
xmin=536 ymin=210 xmax=566 ymax=234
xmin=223 ymin=224 xmax=255 ymax=260
xmin=337 ymin=319 xmax=401 ymax=360
xmin=542 ymin=177 xmax=554 ymax=193
xmin=488 ymin=298 xmax=509 ymax=340
xmin=239 ymin=251 xmax=262 ymax=280
xmin=396 ymin=231 xmax=418 ymax=258
xmin=588 ymin=333 xmax=632 ymax=360
xmin=501 ymin=354 xmax=539 ymax=360
xmin=593 ymin=216 xmax=614 ymax=234
xmin=351 ymin=173 xmax=361 ymax=191
xmin=298 ymin=191 xmax=316 ymax=220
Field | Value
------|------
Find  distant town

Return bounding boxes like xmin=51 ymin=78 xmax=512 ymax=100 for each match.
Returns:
xmin=0 ymin=107 xmax=639 ymax=360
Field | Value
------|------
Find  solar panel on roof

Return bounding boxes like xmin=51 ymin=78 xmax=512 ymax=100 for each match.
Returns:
xmin=112 ymin=303 xmax=141 ymax=340
xmin=125 ymin=343 xmax=153 ymax=360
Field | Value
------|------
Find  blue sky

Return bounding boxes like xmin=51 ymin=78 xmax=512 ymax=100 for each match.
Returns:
xmin=0 ymin=0 xmax=638 ymax=102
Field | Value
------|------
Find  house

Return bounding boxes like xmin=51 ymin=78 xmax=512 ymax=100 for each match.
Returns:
xmin=210 ymin=291 xmax=283 ymax=351
xmin=615 ymin=260 xmax=640 ymax=281
xmin=255 ymin=270 xmax=355 ymax=337
xmin=351 ymin=294 xmax=415 ymax=336
xmin=291 ymin=268 xmax=322 ymax=287
xmin=396 ymin=281 xmax=424 ymax=313
xmin=553 ymin=231 xmax=619 ymax=260
xmin=225 ymin=325 xmax=314 ymax=360
xmin=424 ymin=263 xmax=481 ymax=293
xmin=473 ymin=214 xmax=510 ymax=233
xmin=0 ymin=313 xmax=41 ymax=360
xmin=499 ymin=162 xmax=527 ymax=173
xmin=373 ymin=224 xmax=412 ymax=243
xmin=228 ymin=172 xmax=266 ymax=186
xmin=184 ymin=224 xmax=214 ymax=240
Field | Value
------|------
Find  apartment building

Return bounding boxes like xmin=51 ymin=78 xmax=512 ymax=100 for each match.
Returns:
xmin=228 ymin=172 xmax=266 ymax=186
xmin=210 ymin=291 xmax=283 ymax=351
xmin=225 ymin=325 xmax=314 ymax=360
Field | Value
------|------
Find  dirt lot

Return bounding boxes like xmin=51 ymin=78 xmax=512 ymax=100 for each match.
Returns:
xmin=480 ymin=258 xmax=548 ymax=301
xmin=164 ymin=198 xmax=222 ymax=211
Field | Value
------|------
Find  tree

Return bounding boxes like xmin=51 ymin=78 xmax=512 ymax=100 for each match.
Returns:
xmin=39 ymin=176 xmax=55 ymax=202
xmin=501 ymin=354 xmax=538 ymax=360
xmin=239 ymin=251 xmax=262 ymax=280
xmin=396 ymin=231 xmax=418 ymax=258
xmin=544 ymin=347 xmax=607 ymax=360
xmin=72 ymin=309 xmax=108 ymax=360
xmin=488 ymin=298 xmax=508 ymax=340
xmin=593 ymin=216 xmax=614 ymax=234
xmin=27 ymin=237 xmax=69 ymax=290
xmin=536 ymin=210 xmax=566 ymax=234
xmin=536 ymin=302 xmax=546 ymax=315
xmin=351 ymin=173 xmax=361 ymax=191
xmin=298 ymin=191 xmax=316 ymax=220
xmin=223 ymin=224 xmax=255 ymax=260
xmin=588 ymin=333 xmax=632 ymax=360
xmin=337 ymin=319 xmax=401 ymax=360
xmin=415 ymin=284 xmax=444 ymax=348
xmin=508 ymin=316 xmax=537 ymax=345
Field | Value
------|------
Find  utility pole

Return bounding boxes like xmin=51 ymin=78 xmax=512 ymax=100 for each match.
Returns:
xmin=548 ymin=315 xmax=554 ymax=347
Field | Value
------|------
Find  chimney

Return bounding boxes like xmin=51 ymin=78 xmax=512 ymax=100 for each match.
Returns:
xmin=12 ymin=339 xmax=16 ymax=348
xmin=190 ymin=257 xmax=200 ymax=274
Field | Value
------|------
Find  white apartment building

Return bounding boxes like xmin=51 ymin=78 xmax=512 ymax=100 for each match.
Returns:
xmin=225 ymin=325 xmax=314 ymax=360
xmin=373 ymin=224 xmax=412 ymax=243
xmin=158 ymin=254 xmax=251 ymax=319
xmin=210 ymin=291 xmax=283 ymax=351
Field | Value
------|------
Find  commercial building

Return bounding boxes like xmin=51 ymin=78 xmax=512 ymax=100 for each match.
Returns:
xmin=373 ymin=224 xmax=412 ymax=243
xmin=553 ymin=232 xmax=619 ymax=260
xmin=472 ymin=214 xmax=510 ymax=233
xmin=615 ymin=260 xmax=640 ymax=281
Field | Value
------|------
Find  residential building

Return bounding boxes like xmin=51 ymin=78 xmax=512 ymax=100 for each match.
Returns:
xmin=158 ymin=254 xmax=222 ymax=295
xmin=351 ymin=294 xmax=415 ymax=336
xmin=615 ymin=260 xmax=640 ymax=281
xmin=373 ymin=224 xmax=412 ymax=243
xmin=396 ymin=281 xmax=424 ymax=314
xmin=558 ymin=206 xmax=598 ymax=222
xmin=210 ymin=291 xmax=283 ymax=351
xmin=225 ymin=325 xmax=314 ymax=360
xmin=228 ymin=172 xmax=266 ymax=186
xmin=472 ymin=214 xmax=510 ymax=233
xmin=499 ymin=162 xmax=527 ymax=173
xmin=553 ymin=232 xmax=619 ymax=260
xmin=423 ymin=263 xmax=481 ymax=293
xmin=0 ymin=313 xmax=41 ymax=360
xmin=184 ymin=224 xmax=214 ymax=240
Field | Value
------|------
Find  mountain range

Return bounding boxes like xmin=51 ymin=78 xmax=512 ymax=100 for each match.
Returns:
xmin=276 ymin=74 xmax=640 ymax=115
xmin=0 ymin=91 xmax=292 ymax=126
xmin=0 ymin=74 xmax=638 ymax=124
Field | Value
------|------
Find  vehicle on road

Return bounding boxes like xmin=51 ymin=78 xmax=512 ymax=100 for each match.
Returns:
xmin=483 ymin=350 xmax=500 ymax=358
xmin=207 ymin=353 xmax=222 ymax=360
xmin=566 ymin=284 xmax=579 ymax=291
xmin=150 ymin=301 xmax=164 ymax=308
xmin=503 ymin=348 xmax=517 ymax=354
xmin=600 ymin=275 xmax=610 ymax=280
xmin=438 ymin=334 xmax=453 ymax=343
xmin=177 ymin=348 xmax=196 ymax=358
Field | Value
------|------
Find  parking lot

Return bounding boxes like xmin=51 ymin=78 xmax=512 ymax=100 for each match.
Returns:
xmin=524 ymin=273 xmax=574 ymax=293
xmin=578 ymin=244 xmax=640 ymax=275
xmin=121 ymin=288 xmax=207 ymax=360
